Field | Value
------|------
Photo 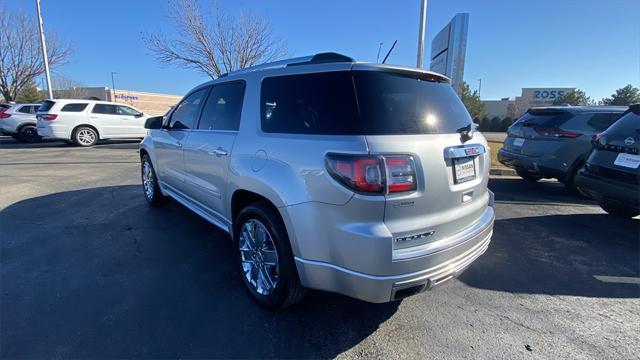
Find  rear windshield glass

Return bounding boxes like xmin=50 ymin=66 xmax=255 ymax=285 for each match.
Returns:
xmin=38 ymin=100 xmax=55 ymax=112
xmin=353 ymin=71 xmax=471 ymax=135
xmin=260 ymin=70 xmax=471 ymax=135
xmin=605 ymin=111 xmax=640 ymax=137
xmin=515 ymin=110 xmax=573 ymax=127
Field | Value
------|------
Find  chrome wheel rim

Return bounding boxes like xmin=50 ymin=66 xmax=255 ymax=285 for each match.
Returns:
xmin=142 ymin=161 xmax=154 ymax=200
xmin=77 ymin=129 xmax=96 ymax=145
xmin=239 ymin=219 xmax=279 ymax=295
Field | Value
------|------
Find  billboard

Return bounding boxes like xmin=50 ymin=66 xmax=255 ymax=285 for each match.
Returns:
xmin=429 ymin=13 xmax=469 ymax=95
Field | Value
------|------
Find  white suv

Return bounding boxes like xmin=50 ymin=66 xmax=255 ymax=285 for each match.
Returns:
xmin=36 ymin=99 xmax=149 ymax=146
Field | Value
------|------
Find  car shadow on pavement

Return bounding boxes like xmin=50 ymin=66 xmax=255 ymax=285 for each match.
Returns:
xmin=490 ymin=177 xmax=596 ymax=206
xmin=0 ymin=185 xmax=399 ymax=359
xmin=460 ymin=213 xmax=640 ymax=299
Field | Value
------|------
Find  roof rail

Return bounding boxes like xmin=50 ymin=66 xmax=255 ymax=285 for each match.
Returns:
xmin=222 ymin=52 xmax=354 ymax=77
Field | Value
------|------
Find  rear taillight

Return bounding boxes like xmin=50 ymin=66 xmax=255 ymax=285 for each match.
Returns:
xmin=533 ymin=126 xmax=581 ymax=138
xmin=325 ymin=154 xmax=416 ymax=194
xmin=0 ymin=112 xmax=9 ymax=119
xmin=40 ymin=114 xmax=57 ymax=121
xmin=385 ymin=156 xmax=417 ymax=193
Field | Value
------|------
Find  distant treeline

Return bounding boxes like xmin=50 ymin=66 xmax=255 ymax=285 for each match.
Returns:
xmin=474 ymin=117 xmax=515 ymax=132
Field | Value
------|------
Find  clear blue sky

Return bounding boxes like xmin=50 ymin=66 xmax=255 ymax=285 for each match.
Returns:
xmin=7 ymin=0 xmax=640 ymax=101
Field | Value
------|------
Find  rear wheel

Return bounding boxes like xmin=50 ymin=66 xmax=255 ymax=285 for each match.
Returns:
xmin=234 ymin=202 xmax=306 ymax=310
xmin=17 ymin=125 xmax=41 ymax=143
xmin=563 ymin=165 xmax=587 ymax=197
xmin=73 ymin=126 xmax=98 ymax=146
xmin=600 ymin=202 xmax=639 ymax=218
xmin=516 ymin=169 xmax=541 ymax=182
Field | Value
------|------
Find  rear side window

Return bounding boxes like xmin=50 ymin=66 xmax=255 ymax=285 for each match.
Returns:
xmin=586 ymin=113 xmax=621 ymax=131
xmin=353 ymin=71 xmax=472 ymax=135
xmin=61 ymin=103 xmax=88 ymax=112
xmin=38 ymin=100 xmax=55 ymax=112
xmin=18 ymin=106 xmax=37 ymax=114
xmin=261 ymin=72 xmax=361 ymax=135
xmin=169 ymin=88 xmax=209 ymax=130
xmin=515 ymin=110 xmax=573 ymax=127
xmin=92 ymin=104 xmax=118 ymax=114
xmin=117 ymin=106 xmax=141 ymax=116
xmin=198 ymin=81 xmax=245 ymax=131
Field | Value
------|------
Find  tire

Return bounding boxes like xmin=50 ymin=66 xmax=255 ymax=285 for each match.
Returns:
xmin=17 ymin=125 xmax=42 ymax=143
xmin=600 ymin=202 xmax=639 ymax=218
xmin=141 ymin=155 xmax=168 ymax=207
xmin=516 ymin=169 xmax=541 ymax=182
xmin=563 ymin=165 xmax=587 ymax=197
xmin=234 ymin=202 xmax=306 ymax=310
xmin=73 ymin=126 xmax=98 ymax=147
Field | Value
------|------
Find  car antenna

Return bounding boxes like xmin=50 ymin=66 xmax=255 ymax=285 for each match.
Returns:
xmin=382 ymin=40 xmax=397 ymax=64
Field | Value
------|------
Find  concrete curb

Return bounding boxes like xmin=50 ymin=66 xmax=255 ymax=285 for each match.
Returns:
xmin=490 ymin=167 xmax=517 ymax=176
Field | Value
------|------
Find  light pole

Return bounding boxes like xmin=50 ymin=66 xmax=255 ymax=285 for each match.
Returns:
xmin=478 ymin=78 xmax=482 ymax=98
xmin=416 ymin=0 xmax=427 ymax=68
xmin=111 ymin=72 xmax=117 ymax=101
xmin=36 ymin=0 xmax=53 ymax=99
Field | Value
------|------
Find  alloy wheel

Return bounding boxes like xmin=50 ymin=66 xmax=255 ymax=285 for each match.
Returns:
xmin=239 ymin=219 xmax=279 ymax=295
xmin=142 ymin=161 xmax=154 ymax=201
xmin=77 ymin=129 xmax=96 ymax=146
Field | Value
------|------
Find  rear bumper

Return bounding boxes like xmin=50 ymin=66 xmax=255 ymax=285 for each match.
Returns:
xmin=37 ymin=123 xmax=69 ymax=140
xmin=498 ymin=148 xmax=565 ymax=179
xmin=293 ymin=205 xmax=494 ymax=303
xmin=575 ymin=170 xmax=640 ymax=210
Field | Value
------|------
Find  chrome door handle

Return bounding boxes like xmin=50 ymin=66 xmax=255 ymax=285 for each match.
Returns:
xmin=212 ymin=147 xmax=228 ymax=157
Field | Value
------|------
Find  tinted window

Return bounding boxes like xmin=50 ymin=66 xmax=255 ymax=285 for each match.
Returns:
xmin=61 ymin=103 xmax=89 ymax=112
xmin=514 ymin=110 xmax=572 ymax=127
xmin=117 ymin=105 xmax=141 ymax=116
xmin=92 ymin=104 xmax=118 ymax=114
xmin=18 ymin=106 xmax=36 ymax=114
xmin=353 ymin=71 xmax=472 ymax=135
xmin=198 ymin=82 xmax=245 ymax=131
xmin=605 ymin=111 xmax=640 ymax=137
xmin=38 ymin=100 xmax=55 ymax=112
xmin=587 ymin=113 xmax=622 ymax=131
xmin=170 ymin=88 xmax=209 ymax=130
xmin=261 ymin=72 xmax=361 ymax=134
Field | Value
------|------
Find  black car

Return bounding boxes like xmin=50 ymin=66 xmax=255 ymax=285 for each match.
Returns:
xmin=575 ymin=104 xmax=640 ymax=218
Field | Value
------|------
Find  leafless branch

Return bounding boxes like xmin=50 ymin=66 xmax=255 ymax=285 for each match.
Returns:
xmin=0 ymin=5 xmax=72 ymax=101
xmin=143 ymin=0 xmax=288 ymax=78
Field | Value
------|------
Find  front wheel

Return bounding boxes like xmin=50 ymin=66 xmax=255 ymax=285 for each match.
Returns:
xmin=234 ymin=203 xmax=306 ymax=310
xmin=600 ymin=202 xmax=639 ymax=218
xmin=73 ymin=127 xmax=98 ymax=146
xmin=141 ymin=155 xmax=168 ymax=207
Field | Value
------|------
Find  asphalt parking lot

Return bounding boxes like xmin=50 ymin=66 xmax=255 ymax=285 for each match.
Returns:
xmin=1 ymin=135 xmax=639 ymax=359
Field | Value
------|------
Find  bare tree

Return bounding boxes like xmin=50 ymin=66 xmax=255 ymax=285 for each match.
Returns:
xmin=52 ymin=74 xmax=88 ymax=99
xmin=144 ymin=0 xmax=287 ymax=78
xmin=0 ymin=5 xmax=72 ymax=101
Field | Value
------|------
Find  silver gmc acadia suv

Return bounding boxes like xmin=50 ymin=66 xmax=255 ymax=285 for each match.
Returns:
xmin=139 ymin=53 xmax=495 ymax=310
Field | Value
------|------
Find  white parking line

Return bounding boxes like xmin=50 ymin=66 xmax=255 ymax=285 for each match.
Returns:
xmin=593 ymin=275 xmax=640 ymax=285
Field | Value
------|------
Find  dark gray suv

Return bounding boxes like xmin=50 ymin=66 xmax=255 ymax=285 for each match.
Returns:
xmin=499 ymin=106 xmax=626 ymax=193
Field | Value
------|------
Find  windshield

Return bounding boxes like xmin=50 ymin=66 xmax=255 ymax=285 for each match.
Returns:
xmin=605 ymin=111 xmax=640 ymax=136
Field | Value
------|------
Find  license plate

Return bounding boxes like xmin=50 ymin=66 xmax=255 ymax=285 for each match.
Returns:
xmin=614 ymin=153 xmax=640 ymax=169
xmin=513 ymin=138 xmax=525 ymax=147
xmin=453 ymin=157 xmax=476 ymax=184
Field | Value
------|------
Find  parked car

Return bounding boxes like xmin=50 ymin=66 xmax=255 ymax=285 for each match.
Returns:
xmin=36 ymin=99 xmax=149 ymax=146
xmin=0 ymin=103 xmax=41 ymax=142
xmin=498 ymin=106 xmax=626 ymax=193
xmin=575 ymin=104 xmax=640 ymax=218
xmin=139 ymin=53 xmax=495 ymax=310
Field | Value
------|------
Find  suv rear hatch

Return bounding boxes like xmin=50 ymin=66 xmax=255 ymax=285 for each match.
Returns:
xmin=351 ymin=68 xmax=490 ymax=255
xmin=504 ymin=109 xmax=576 ymax=157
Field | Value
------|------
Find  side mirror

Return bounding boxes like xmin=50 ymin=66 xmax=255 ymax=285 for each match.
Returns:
xmin=135 ymin=113 xmax=144 ymax=118
xmin=144 ymin=116 xmax=163 ymax=129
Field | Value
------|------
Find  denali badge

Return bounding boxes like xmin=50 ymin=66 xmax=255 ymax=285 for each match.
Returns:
xmin=395 ymin=230 xmax=436 ymax=243
xmin=624 ymin=137 xmax=636 ymax=146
